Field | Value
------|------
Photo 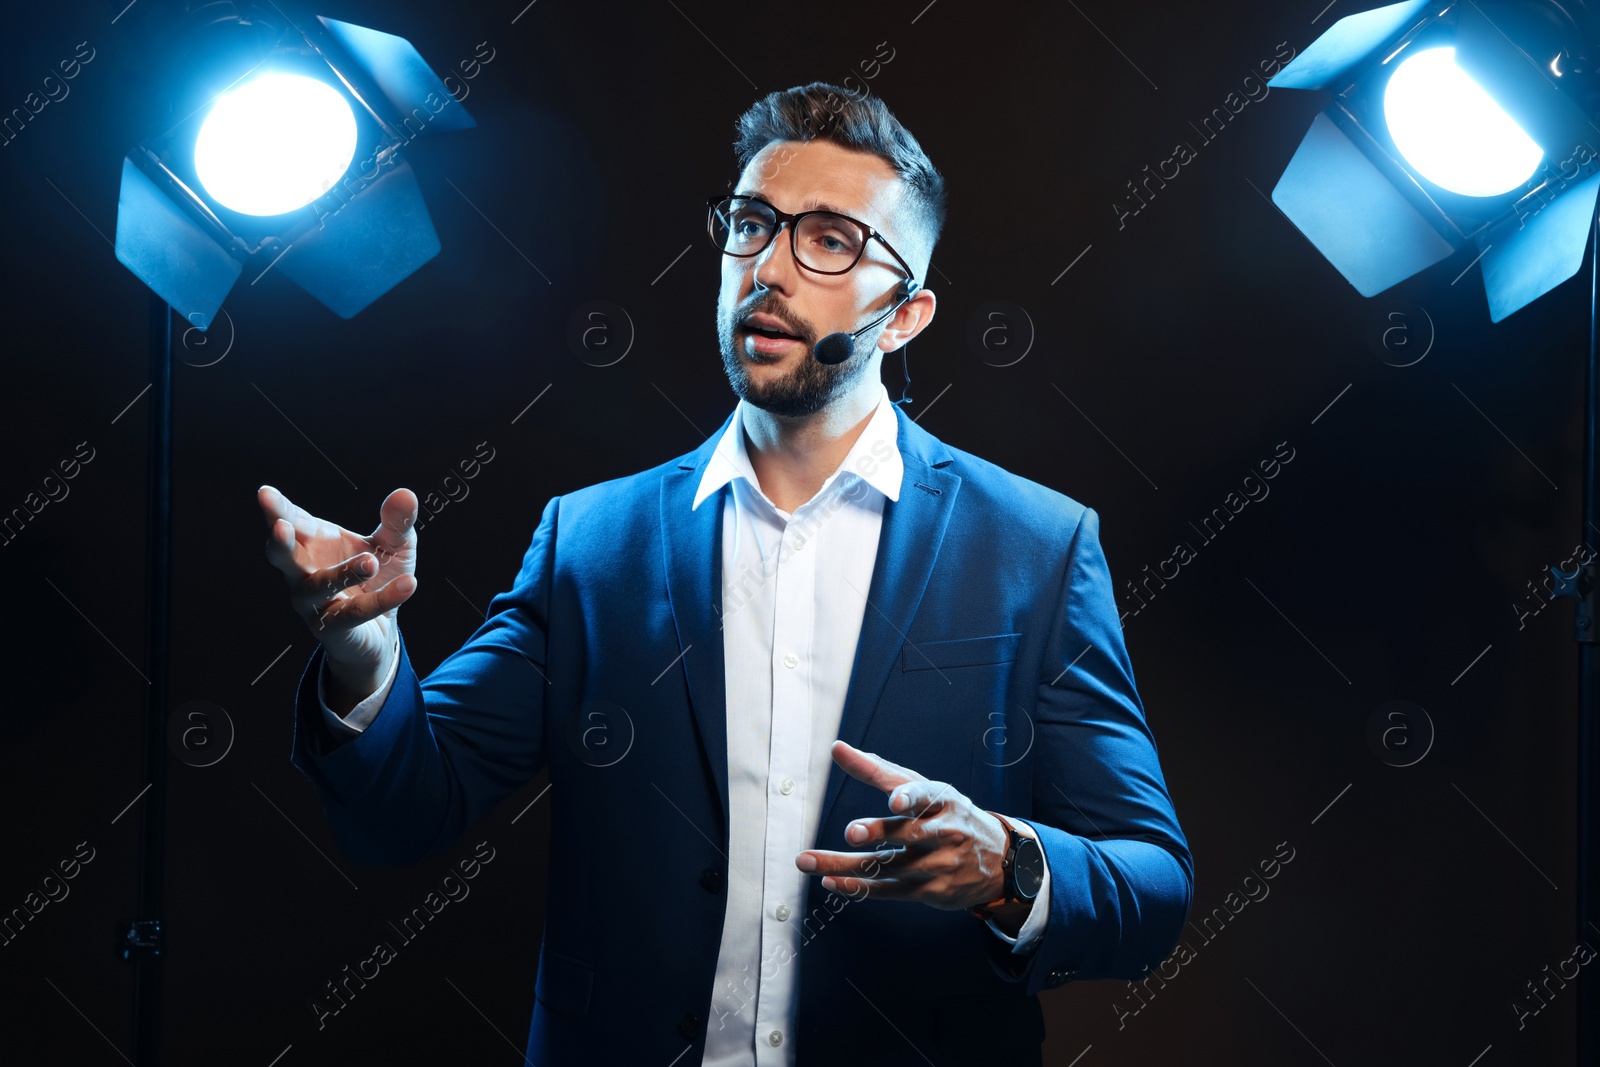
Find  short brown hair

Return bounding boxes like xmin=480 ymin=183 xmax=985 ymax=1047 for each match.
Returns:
xmin=733 ymin=82 xmax=947 ymax=272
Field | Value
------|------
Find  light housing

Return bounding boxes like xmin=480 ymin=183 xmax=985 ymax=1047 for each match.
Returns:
xmin=1267 ymin=0 xmax=1600 ymax=321
xmin=114 ymin=12 xmax=474 ymax=328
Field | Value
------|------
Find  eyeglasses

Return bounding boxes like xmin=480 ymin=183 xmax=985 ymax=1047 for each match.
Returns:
xmin=705 ymin=194 xmax=916 ymax=281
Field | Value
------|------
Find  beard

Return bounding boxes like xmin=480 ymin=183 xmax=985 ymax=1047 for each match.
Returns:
xmin=717 ymin=293 xmax=871 ymax=418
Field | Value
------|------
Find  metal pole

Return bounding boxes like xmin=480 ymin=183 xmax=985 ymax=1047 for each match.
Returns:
xmin=129 ymin=293 xmax=171 ymax=1065
xmin=1578 ymin=211 xmax=1599 ymax=1067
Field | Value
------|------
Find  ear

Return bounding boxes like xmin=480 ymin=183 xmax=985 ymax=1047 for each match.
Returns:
xmin=879 ymin=287 xmax=935 ymax=353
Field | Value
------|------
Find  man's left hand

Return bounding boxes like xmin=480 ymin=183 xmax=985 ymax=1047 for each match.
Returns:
xmin=795 ymin=740 xmax=1022 ymax=911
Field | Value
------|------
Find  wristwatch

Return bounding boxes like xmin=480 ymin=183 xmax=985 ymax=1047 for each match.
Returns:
xmin=967 ymin=811 xmax=1045 ymax=920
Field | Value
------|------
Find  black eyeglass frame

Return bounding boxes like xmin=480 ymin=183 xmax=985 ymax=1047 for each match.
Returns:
xmin=705 ymin=194 xmax=919 ymax=286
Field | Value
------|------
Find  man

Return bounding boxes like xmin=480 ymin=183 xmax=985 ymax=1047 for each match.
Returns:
xmin=259 ymin=82 xmax=1191 ymax=1067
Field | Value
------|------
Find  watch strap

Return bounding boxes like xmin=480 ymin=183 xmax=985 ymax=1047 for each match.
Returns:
xmin=968 ymin=811 xmax=1021 ymax=920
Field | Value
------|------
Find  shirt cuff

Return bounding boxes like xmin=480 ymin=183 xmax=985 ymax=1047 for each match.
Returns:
xmin=984 ymin=818 xmax=1051 ymax=954
xmin=317 ymin=628 xmax=402 ymax=736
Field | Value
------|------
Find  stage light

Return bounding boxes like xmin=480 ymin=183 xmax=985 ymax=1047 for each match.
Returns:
xmin=1382 ymin=46 xmax=1544 ymax=198
xmin=193 ymin=73 xmax=358 ymax=217
xmin=114 ymin=11 xmax=474 ymax=327
xmin=1267 ymin=0 xmax=1600 ymax=321
xmin=1263 ymin=6 xmax=1600 ymax=1063
xmin=112 ymin=14 xmax=476 ymax=1061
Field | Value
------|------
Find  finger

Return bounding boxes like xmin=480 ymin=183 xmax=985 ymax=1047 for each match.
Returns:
xmin=369 ymin=488 xmax=418 ymax=562
xmin=293 ymin=552 xmax=383 ymax=617
xmin=259 ymin=486 xmax=336 ymax=580
xmin=798 ymin=847 xmax=904 ymax=878
xmin=821 ymin=874 xmax=917 ymax=901
xmin=312 ymin=574 xmax=418 ymax=633
xmin=263 ymin=516 xmax=300 ymax=579
xmin=888 ymin=780 xmax=955 ymax=818
xmin=257 ymin=485 xmax=323 ymax=535
xmin=844 ymin=815 xmax=923 ymax=848
xmin=828 ymin=740 xmax=925 ymax=798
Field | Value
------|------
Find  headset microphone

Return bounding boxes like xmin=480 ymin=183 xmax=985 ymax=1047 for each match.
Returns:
xmin=812 ymin=280 xmax=921 ymax=365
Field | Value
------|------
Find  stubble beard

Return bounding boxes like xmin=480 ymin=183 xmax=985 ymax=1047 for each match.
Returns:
xmin=717 ymin=301 xmax=869 ymax=419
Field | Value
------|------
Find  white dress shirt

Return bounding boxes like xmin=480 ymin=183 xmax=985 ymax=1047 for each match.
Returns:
xmin=317 ymin=381 xmax=1050 ymax=1065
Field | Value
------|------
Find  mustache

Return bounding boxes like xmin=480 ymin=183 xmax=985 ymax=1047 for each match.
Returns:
xmin=734 ymin=298 xmax=812 ymax=341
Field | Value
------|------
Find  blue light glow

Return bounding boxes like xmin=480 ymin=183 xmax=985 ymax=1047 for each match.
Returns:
xmin=1383 ymin=46 xmax=1543 ymax=198
xmin=194 ymin=73 xmax=358 ymax=217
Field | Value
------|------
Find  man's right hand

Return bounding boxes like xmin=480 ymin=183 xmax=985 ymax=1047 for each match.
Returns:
xmin=258 ymin=485 xmax=419 ymax=708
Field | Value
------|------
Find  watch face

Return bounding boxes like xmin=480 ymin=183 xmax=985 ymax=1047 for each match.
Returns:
xmin=1012 ymin=835 xmax=1045 ymax=898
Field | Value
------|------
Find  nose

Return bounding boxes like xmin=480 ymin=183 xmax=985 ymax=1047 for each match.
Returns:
xmin=752 ymin=221 xmax=800 ymax=293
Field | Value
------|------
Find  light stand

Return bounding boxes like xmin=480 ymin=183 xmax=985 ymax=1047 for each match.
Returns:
xmin=1556 ymin=212 xmax=1600 ymax=1066
xmin=107 ymin=6 xmax=475 ymax=1059
xmin=120 ymin=293 xmax=172 ymax=1065
xmin=1262 ymin=4 xmax=1600 ymax=1054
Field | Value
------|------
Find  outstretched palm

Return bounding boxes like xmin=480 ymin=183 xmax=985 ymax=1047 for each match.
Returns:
xmin=258 ymin=484 xmax=419 ymax=674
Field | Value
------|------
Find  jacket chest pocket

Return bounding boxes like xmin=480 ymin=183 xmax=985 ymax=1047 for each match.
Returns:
xmin=900 ymin=632 xmax=1021 ymax=672
xmin=894 ymin=633 xmax=1025 ymax=797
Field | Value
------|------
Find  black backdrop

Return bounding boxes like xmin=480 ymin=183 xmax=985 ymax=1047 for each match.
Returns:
xmin=0 ymin=0 xmax=1588 ymax=1064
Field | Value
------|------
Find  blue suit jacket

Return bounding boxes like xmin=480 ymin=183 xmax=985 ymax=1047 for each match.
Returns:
xmin=290 ymin=401 xmax=1192 ymax=1066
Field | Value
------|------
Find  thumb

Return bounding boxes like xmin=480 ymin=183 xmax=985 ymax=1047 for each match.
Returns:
xmin=373 ymin=488 xmax=419 ymax=558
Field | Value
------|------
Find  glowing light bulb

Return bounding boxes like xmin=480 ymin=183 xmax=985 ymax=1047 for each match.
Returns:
xmin=1383 ymin=46 xmax=1543 ymax=198
xmin=194 ymin=73 xmax=358 ymax=216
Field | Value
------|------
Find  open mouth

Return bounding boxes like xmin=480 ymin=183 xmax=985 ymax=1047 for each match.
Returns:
xmin=742 ymin=322 xmax=802 ymax=343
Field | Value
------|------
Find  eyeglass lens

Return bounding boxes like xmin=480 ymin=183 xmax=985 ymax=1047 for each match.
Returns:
xmin=709 ymin=197 xmax=866 ymax=272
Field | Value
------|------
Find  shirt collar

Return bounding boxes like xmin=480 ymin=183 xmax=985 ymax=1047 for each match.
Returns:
xmin=692 ymin=381 xmax=904 ymax=511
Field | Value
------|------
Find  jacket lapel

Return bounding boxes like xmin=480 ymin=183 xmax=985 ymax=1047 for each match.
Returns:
xmin=658 ymin=403 xmax=960 ymax=848
xmin=818 ymin=404 xmax=959 ymax=837
xmin=660 ymin=412 xmax=735 ymax=841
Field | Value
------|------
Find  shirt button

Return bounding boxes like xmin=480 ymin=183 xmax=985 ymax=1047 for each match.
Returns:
xmin=775 ymin=904 xmax=791 ymax=921
xmin=779 ymin=779 xmax=795 ymax=795
xmin=768 ymin=1031 xmax=783 ymax=1047
xmin=783 ymin=653 xmax=799 ymax=669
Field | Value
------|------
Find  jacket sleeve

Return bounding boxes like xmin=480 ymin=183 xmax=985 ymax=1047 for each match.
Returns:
xmin=287 ymin=495 xmax=560 ymax=867
xmin=985 ymin=506 xmax=1193 ymax=996
xmin=982 ymin=823 xmax=1051 ymax=953
xmin=317 ymin=628 xmax=401 ymax=735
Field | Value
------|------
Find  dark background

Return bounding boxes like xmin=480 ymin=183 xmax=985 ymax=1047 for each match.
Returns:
xmin=0 ymin=0 xmax=1588 ymax=1063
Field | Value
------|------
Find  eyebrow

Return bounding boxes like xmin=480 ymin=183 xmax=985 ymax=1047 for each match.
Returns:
xmin=735 ymin=190 xmax=855 ymax=217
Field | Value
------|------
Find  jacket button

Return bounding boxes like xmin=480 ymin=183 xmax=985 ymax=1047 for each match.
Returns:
xmin=678 ymin=1013 xmax=702 ymax=1039
xmin=700 ymin=867 xmax=724 ymax=893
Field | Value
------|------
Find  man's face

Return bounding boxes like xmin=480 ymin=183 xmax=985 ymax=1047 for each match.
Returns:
xmin=716 ymin=139 xmax=914 ymax=418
